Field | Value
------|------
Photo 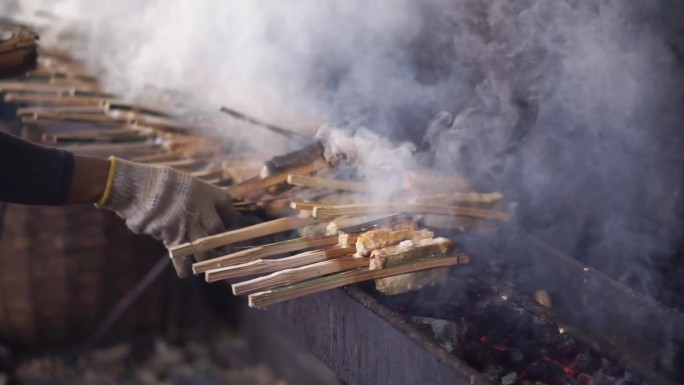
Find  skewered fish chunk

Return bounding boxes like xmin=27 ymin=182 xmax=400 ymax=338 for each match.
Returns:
xmin=355 ymin=229 xmax=434 ymax=257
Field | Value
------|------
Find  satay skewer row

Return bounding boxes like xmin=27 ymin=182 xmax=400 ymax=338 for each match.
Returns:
xmin=3 ymin=93 xmax=115 ymax=106
xmin=205 ymin=246 xmax=355 ymax=282
xmin=226 ymin=159 xmax=329 ymax=199
xmin=286 ymin=174 xmax=371 ymax=193
xmin=232 ymin=255 xmax=369 ymax=295
xmin=169 ymin=215 xmax=324 ymax=260
xmin=192 ymin=235 xmax=339 ymax=274
xmin=248 ymin=256 xmax=461 ymax=308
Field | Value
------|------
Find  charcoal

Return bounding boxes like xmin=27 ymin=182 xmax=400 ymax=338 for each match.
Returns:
xmin=532 ymin=324 xmax=561 ymax=346
xmin=501 ymin=371 xmax=518 ymax=385
xmin=262 ymin=141 xmax=324 ymax=177
xmin=576 ymin=373 xmax=594 ymax=385
xmin=375 ymin=267 xmax=654 ymax=385
xmin=574 ymin=352 xmax=601 ymax=374
xmin=525 ymin=360 xmax=553 ymax=383
xmin=507 ymin=348 xmax=525 ymax=366
xmin=554 ymin=334 xmax=578 ymax=358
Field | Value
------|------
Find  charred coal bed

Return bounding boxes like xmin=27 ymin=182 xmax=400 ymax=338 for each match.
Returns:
xmin=260 ymin=225 xmax=684 ymax=385
xmin=384 ymin=278 xmax=644 ymax=385
xmin=365 ymin=226 xmax=684 ymax=385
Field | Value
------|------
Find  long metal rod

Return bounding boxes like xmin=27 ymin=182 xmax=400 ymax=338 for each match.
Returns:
xmin=219 ymin=106 xmax=311 ymax=143
xmin=83 ymin=256 xmax=170 ymax=349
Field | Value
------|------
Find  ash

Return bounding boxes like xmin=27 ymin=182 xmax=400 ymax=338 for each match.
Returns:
xmin=0 ymin=334 xmax=287 ymax=385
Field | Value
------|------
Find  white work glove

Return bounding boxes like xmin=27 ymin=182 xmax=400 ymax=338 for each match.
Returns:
xmin=96 ymin=157 xmax=234 ymax=278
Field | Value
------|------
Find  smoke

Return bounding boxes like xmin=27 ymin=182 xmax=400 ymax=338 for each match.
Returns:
xmin=9 ymin=1 xmax=684 ymax=301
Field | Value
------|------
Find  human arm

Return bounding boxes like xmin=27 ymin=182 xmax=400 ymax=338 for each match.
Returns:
xmin=0 ymin=131 xmax=235 ymax=276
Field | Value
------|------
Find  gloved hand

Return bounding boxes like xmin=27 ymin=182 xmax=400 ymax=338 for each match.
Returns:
xmin=95 ymin=157 xmax=234 ymax=277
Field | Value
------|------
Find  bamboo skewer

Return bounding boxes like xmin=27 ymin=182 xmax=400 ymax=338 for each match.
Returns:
xmin=17 ymin=105 xmax=105 ymax=116
xmin=205 ymin=246 xmax=355 ymax=282
xmin=248 ymin=256 xmax=460 ymax=308
xmin=55 ymin=141 xmax=159 ymax=154
xmin=227 ymin=159 xmax=328 ymax=199
xmin=414 ymin=192 xmax=504 ymax=205
xmin=25 ymin=70 xmax=98 ymax=83
xmin=153 ymin=158 xmax=207 ymax=169
xmin=190 ymin=168 xmax=223 ymax=180
xmin=169 ymin=216 xmax=322 ymax=260
xmin=129 ymin=149 xmax=188 ymax=163
xmin=232 ymin=256 xmax=368 ymax=295
xmin=192 ymin=235 xmax=339 ymax=274
xmin=3 ymin=93 xmax=114 ymax=106
xmin=286 ymin=175 xmax=371 ymax=193
xmin=103 ymin=100 xmax=175 ymax=118
xmin=41 ymin=128 xmax=150 ymax=143
xmin=402 ymin=170 xmax=469 ymax=192
xmin=311 ymin=203 xmax=510 ymax=222
xmin=0 ymin=81 xmax=100 ymax=94
xmin=290 ymin=201 xmax=317 ymax=211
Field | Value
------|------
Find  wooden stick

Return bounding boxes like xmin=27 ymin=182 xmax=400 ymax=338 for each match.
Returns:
xmin=103 ymin=100 xmax=175 ymax=118
xmin=286 ymin=175 xmax=371 ymax=193
xmin=55 ymin=141 xmax=159 ymax=154
xmin=402 ymin=170 xmax=469 ymax=192
xmin=205 ymin=178 xmax=224 ymax=186
xmin=290 ymin=201 xmax=317 ymax=211
xmin=25 ymin=70 xmax=98 ymax=83
xmin=248 ymin=256 xmax=460 ymax=308
xmin=415 ymin=192 xmax=504 ymax=205
xmin=42 ymin=128 xmax=149 ymax=143
xmin=131 ymin=118 xmax=193 ymax=133
xmin=169 ymin=216 xmax=321 ymax=260
xmin=192 ymin=235 xmax=339 ymax=274
xmin=190 ymin=168 xmax=223 ymax=180
xmin=23 ymin=113 xmax=130 ymax=125
xmin=205 ymin=246 xmax=354 ymax=282
xmin=46 ymin=78 xmax=102 ymax=91
xmin=17 ymin=105 xmax=105 ymax=116
xmin=228 ymin=160 xmax=328 ymax=199
xmin=129 ymin=149 xmax=187 ymax=163
xmin=3 ymin=93 xmax=113 ymax=106
xmin=232 ymin=256 xmax=368 ymax=295
xmin=0 ymin=81 xmax=99 ymax=94
xmin=312 ymin=203 xmax=509 ymax=222
xmin=152 ymin=158 xmax=206 ymax=168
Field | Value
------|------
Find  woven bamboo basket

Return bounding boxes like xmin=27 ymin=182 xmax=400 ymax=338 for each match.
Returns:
xmin=0 ymin=204 xmax=169 ymax=348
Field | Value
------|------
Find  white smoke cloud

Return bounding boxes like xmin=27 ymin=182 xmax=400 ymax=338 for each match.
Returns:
xmin=9 ymin=0 xmax=684 ymax=301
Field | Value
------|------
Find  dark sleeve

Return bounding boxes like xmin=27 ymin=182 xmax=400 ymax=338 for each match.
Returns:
xmin=0 ymin=130 xmax=75 ymax=205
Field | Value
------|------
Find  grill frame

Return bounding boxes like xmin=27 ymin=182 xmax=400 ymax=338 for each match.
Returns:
xmin=255 ymin=229 xmax=684 ymax=385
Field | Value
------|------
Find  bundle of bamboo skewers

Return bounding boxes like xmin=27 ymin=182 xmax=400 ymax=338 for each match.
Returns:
xmin=169 ymin=149 xmax=510 ymax=308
